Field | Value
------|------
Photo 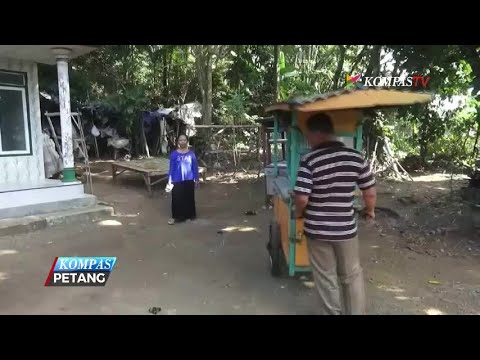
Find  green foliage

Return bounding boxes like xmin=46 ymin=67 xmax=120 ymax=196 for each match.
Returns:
xmin=218 ymin=92 xmax=250 ymax=125
xmin=36 ymin=44 xmax=480 ymax=169
xmin=96 ymin=86 xmax=149 ymax=137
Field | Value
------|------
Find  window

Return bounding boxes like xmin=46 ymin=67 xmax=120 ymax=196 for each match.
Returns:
xmin=0 ymin=70 xmax=31 ymax=156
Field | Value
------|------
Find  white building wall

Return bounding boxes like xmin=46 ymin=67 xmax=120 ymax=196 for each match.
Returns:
xmin=0 ymin=57 xmax=45 ymax=184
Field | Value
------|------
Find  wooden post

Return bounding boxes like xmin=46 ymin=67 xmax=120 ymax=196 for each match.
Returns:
xmin=140 ymin=115 xmax=150 ymax=158
xmin=144 ymin=174 xmax=152 ymax=196
xmin=232 ymin=125 xmax=238 ymax=175
xmin=112 ymin=164 xmax=117 ymax=182
xmin=256 ymin=126 xmax=261 ymax=178
xmin=266 ymin=130 xmax=271 ymax=165
xmin=273 ymin=116 xmax=279 ymax=177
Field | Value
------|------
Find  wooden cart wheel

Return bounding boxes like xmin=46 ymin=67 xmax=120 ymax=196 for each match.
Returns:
xmin=267 ymin=221 xmax=286 ymax=277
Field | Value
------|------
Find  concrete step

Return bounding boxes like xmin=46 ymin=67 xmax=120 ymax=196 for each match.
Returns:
xmin=0 ymin=205 xmax=114 ymax=237
xmin=0 ymin=194 xmax=97 ymax=220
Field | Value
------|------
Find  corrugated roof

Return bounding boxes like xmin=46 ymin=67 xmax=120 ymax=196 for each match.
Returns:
xmin=285 ymin=88 xmax=359 ymax=105
xmin=265 ymin=87 xmax=434 ymax=113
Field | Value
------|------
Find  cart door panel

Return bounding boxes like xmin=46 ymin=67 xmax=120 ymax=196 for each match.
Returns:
xmin=275 ymin=196 xmax=310 ymax=267
xmin=292 ymin=219 xmax=310 ymax=267
xmin=274 ymin=196 xmax=290 ymax=263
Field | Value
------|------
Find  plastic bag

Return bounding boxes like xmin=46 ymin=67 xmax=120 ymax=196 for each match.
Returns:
xmin=165 ymin=182 xmax=174 ymax=193
xmin=91 ymin=125 xmax=100 ymax=137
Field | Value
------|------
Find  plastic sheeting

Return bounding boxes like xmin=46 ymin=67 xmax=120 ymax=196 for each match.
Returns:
xmin=176 ymin=102 xmax=201 ymax=138
xmin=42 ymin=132 xmax=63 ymax=178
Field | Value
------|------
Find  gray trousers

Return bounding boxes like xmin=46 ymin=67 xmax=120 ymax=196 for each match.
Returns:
xmin=306 ymin=236 xmax=366 ymax=315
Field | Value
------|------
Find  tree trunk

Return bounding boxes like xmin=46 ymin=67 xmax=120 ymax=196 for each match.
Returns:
xmin=391 ymin=51 xmax=401 ymax=77
xmin=459 ymin=45 xmax=480 ymax=97
xmin=472 ymin=119 xmax=480 ymax=159
xmin=420 ymin=142 xmax=428 ymax=167
xmin=332 ymin=45 xmax=346 ymax=90
xmin=273 ymin=45 xmax=280 ymax=101
xmin=459 ymin=47 xmax=480 ymax=162
xmin=194 ymin=46 xmax=213 ymax=125
xmin=365 ymin=45 xmax=382 ymax=78
xmin=205 ymin=56 xmax=213 ymax=125
xmin=350 ymin=45 xmax=368 ymax=75
xmin=162 ymin=50 xmax=169 ymax=101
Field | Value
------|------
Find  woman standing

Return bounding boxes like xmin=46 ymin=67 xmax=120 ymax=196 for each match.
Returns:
xmin=167 ymin=134 xmax=199 ymax=225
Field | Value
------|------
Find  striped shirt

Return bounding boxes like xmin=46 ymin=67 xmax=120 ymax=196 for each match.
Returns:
xmin=294 ymin=141 xmax=375 ymax=241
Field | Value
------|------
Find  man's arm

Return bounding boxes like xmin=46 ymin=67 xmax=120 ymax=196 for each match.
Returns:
xmin=293 ymin=159 xmax=313 ymax=219
xmin=361 ymin=187 xmax=376 ymax=219
xmin=357 ymin=159 xmax=376 ymax=219
xmin=294 ymin=194 xmax=309 ymax=219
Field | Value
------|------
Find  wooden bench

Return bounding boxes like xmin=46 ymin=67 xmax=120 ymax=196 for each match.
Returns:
xmin=112 ymin=158 xmax=206 ymax=196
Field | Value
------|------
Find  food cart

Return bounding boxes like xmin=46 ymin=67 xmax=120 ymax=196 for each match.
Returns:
xmin=264 ymin=87 xmax=433 ymax=277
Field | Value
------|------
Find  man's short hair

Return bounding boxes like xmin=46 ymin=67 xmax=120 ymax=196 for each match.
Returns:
xmin=306 ymin=113 xmax=334 ymax=135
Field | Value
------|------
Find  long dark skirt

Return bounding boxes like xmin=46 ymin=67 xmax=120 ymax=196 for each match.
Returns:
xmin=171 ymin=180 xmax=196 ymax=222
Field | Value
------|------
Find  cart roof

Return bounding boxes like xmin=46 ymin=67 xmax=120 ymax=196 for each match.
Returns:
xmin=254 ymin=116 xmax=275 ymax=127
xmin=264 ymin=87 xmax=434 ymax=113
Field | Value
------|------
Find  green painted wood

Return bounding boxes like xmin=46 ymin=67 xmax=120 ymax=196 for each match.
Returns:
xmin=288 ymin=111 xmax=299 ymax=276
xmin=273 ymin=115 xmax=279 ymax=177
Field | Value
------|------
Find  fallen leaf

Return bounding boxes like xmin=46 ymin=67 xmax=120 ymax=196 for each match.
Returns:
xmin=429 ymin=280 xmax=441 ymax=285
xmin=303 ymin=281 xmax=315 ymax=289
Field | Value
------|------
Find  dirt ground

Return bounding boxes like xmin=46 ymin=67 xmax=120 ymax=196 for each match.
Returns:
xmin=0 ymin=162 xmax=479 ymax=315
